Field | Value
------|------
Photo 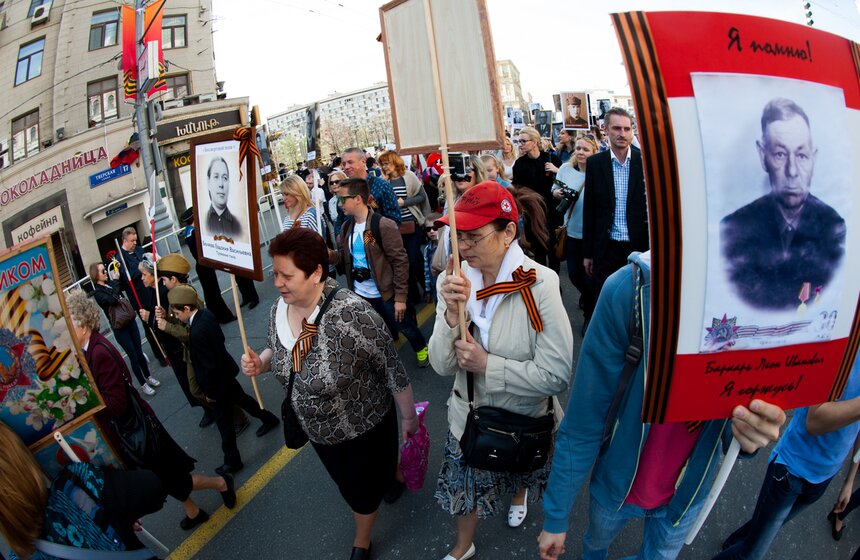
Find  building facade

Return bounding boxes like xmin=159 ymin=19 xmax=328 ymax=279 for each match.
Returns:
xmin=0 ymin=0 xmax=251 ymax=287
xmin=496 ymin=59 xmax=529 ymax=123
xmin=267 ymin=82 xmax=394 ymax=160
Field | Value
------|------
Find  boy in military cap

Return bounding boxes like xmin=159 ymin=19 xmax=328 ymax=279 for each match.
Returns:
xmin=168 ymin=285 xmax=279 ymax=476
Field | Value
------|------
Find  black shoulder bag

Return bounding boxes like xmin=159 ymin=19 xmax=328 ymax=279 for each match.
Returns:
xmin=282 ymin=287 xmax=341 ymax=449
xmin=94 ymin=340 xmax=162 ymax=467
xmin=459 ymin=370 xmax=555 ymax=474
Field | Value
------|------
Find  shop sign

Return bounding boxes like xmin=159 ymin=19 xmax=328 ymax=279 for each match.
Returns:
xmin=1 ymin=147 xmax=108 ymax=207
xmin=89 ymin=164 xmax=132 ymax=188
xmin=156 ymin=110 xmax=242 ymax=143
xmin=171 ymin=153 xmax=191 ymax=168
xmin=105 ymin=203 xmax=128 ymax=217
xmin=10 ymin=206 xmax=65 ymax=245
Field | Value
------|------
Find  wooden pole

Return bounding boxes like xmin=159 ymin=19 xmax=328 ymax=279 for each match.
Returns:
xmin=423 ymin=0 xmax=467 ymax=342
xmin=230 ymin=274 xmax=264 ymax=409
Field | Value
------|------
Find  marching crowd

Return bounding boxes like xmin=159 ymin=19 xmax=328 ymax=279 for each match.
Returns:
xmin=2 ymin=105 xmax=860 ymax=560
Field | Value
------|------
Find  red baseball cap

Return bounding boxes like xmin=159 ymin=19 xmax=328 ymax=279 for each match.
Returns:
xmin=435 ymin=181 xmax=518 ymax=231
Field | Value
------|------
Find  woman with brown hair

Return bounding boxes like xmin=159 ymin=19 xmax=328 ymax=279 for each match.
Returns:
xmin=378 ymin=150 xmax=432 ymax=302
xmin=0 ymin=421 xmax=166 ymax=559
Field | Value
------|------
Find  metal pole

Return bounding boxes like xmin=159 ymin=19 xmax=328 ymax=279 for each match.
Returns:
xmin=134 ymin=0 xmax=173 ymax=247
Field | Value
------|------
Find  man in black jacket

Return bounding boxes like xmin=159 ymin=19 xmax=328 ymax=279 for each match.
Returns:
xmin=169 ymin=285 xmax=278 ymax=475
xmin=582 ymin=107 xmax=649 ymax=322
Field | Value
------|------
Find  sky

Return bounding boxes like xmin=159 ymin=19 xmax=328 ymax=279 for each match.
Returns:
xmin=210 ymin=0 xmax=860 ymax=123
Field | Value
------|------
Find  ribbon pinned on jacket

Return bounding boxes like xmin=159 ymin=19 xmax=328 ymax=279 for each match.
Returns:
xmin=475 ymin=266 xmax=543 ymax=332
xmin=233 ymin=127 xmax=260 ymax=182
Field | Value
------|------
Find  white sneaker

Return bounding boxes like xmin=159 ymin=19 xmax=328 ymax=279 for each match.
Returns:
xmin=507 ymin=488 xmax=528 ymax=527
xmin=442 ymin=543 xmax=475 ymax=560
xmin=141 ymin=383 xmax=156 ymax=396
xmin=146 ymin=376 xmax=161 ymax=387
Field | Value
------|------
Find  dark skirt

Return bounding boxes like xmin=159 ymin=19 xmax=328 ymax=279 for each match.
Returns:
xmin=142 ymin=423 xmax=196 ymax=502
xmin=311 ymin=405 xmax=398 ymax=515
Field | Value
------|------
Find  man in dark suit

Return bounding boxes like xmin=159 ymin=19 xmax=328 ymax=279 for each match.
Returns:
xmin=582 ymin=107 xmax=649 ymax=323
xmin=721 ymin=98 xmax=845 ymax=311
xmin=169 ymin=285 xmax=278 ymax=475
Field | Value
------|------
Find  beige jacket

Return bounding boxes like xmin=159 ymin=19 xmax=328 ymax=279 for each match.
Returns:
xmin=428 ymin=257 xmax=574 ymax=440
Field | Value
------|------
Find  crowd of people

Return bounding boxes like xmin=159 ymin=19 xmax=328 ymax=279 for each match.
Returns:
xmin=1 ymin=104 xmax=858 ymax=560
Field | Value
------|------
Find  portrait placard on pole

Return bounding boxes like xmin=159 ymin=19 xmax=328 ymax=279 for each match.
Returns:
xmin=0 ymin=237 xmax=106 ymax=447
xmin=190 ymin=128 xmax=263 ymax=282
xmin=379 ymin=0 xmax=505 ymax=154
xmin=612 ymin=11 xmax=860 ymax=423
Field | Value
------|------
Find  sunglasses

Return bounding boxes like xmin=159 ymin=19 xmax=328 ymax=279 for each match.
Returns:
xmin=329 ymin=180 xmax=341 ymax=186
xmin=337 ymin=195 xmax=357 ymax=204
xmin=513 ymin=139 xmax=531 ymax=144
xmin=452 ymin=174 xmax=472 ymax=183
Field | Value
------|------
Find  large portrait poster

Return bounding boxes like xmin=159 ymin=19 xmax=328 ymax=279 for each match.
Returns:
xmin=0 ymin=238 xmax=104 ymax=445
xmin=612 ymin=11 xmax=860 ymax=422
xmin=190 ymin=129 xmax=263 ymax=281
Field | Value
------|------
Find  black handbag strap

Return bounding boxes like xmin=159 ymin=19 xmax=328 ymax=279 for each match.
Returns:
xmin=599 ymin=263 xmax=643 ymax=456
xmin=285 ymin=287 xmax=341 ymax=401
xmin=466 ymin=370 xmax=553 ymax=415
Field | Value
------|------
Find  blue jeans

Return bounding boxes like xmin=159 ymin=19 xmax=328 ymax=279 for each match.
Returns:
xmin=582 ymin=495 xmax=703 ymax=560
xmin=112 ymin=322 xmax=150 ymax=386
xmin=713 ymin=460 xmax=832 ymax=560
xmin=364 ymin=297 xmax=426 ymax=352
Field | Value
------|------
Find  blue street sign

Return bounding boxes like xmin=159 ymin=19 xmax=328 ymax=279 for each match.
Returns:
xmin=105 ymin=203 xmax=128 ymax=217
xmin=89 ymin=164 xmax=131 ymax=188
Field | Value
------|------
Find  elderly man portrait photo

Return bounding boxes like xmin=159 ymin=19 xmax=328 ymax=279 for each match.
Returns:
xmin=204 ymin=156 xmax=243 ymax=238
xmin=721 ymin=98 xmax=846 ymax=311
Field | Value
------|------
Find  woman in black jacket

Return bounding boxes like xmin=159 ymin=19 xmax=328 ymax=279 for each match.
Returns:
xmin=90 ymin=261 xmax=159 ymax=395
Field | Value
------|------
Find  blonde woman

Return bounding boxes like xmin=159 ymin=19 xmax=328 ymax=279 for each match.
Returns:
xmin=280 ymin=174 xmax=321 ymax=233
xmin=501 ymin=136 xmax=517 ymax=178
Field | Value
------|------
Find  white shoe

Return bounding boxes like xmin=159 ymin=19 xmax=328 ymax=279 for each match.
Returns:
xmin=141 ymin=383 xmax=156 ymax=396
xmin=441 ymin=543 xmax=475 ymax=560
xmin=146 ymin=376 xmax=161 ymax=387
xmin=507 ymin=489 xmax=528 ymax=527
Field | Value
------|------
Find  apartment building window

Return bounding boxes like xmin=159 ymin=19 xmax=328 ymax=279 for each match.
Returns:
xmin=162 ymin=15 xmax=187 ymax=49
xmin=87 ymin=77 xmax=118 ymax=127
xmin=27 ymin=0 xmax=49 ymax=16
xmin=164 ymin=74 xmax=189 ymax=99
xmin=15 ymin=38 xmax=45 ymax=86
xmin=11 ymin=110 xmax=39 ymax=162
xmin=89 ymin=9 xmax=119 ymax=50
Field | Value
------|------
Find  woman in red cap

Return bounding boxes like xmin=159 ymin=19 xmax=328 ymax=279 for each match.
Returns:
xmin=429 ymin=181 xmax=574 ymax=560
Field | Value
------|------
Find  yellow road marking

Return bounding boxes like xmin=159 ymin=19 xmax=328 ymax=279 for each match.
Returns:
xmin=168 ymin=302 xmax=436 ymax=558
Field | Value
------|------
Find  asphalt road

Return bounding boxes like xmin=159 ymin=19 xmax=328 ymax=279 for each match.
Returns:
xmin=30 ymin=262 xmax=860 ymax=559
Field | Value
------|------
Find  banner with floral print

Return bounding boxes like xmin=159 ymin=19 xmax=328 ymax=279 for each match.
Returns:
xmin=0 ymin=238 xmax=104 ymax=446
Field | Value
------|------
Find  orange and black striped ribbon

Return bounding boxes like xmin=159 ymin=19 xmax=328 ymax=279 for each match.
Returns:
xmin=232 ymin=127 xmax=260 ymax=182
xmin=475 ymin=266 xmax=543 ymax=332
xmin=612 ymin=11 xmax=683 ymax=424
xmin=363 ymin=230 xmax=376 ymax=247
xmin=291 ymin=319 xmax=319 ymax=373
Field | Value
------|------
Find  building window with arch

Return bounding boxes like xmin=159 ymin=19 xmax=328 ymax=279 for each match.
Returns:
xmin=87 ymin=77 xmax=119 ymax=127
xmin=162 ymin=15 xmax=187 ymax=49
xmin=15 ymin=38 xmax=45 ymax=86
xmin=12 ymin=110 xmax=40 ymax=163
xmin=89 ymin=9 xmax=119 ymax=50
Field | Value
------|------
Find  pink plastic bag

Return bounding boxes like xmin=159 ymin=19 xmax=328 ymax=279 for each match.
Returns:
xmin=400 ymin=401 xmax=430 ymax=491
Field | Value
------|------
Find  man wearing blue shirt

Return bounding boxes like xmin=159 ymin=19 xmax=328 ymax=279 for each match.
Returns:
xmin=339 ymin=148 xmax=401 ymax=225
xmin=713 ymin=352 xmax=860 ymax=560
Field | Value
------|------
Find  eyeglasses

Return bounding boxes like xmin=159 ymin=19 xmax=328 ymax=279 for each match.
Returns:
xmin=455 ymin=230 xmax=495 ymax=248
xmin=329 ymin=180 xmax=341 ymax=186
xmin=513 ymin=139 xmax=531 ymax=145
xmin=452 ymin=174 xmax=472 ymax=183
xmin=337 ymin=195 xmax=357 ymax=204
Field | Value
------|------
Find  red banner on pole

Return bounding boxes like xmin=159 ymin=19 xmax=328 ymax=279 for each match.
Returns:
xmin=121 ymin=1 xmax=167 ymax=100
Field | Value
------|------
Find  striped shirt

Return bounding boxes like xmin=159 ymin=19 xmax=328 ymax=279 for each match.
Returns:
xmin=389 ymin=176 xmax=414 ymax=222
xmin=282 ymin=206 xmax=321 ymax=234
xmin=610 ymin=147 xmax=631 ymax=241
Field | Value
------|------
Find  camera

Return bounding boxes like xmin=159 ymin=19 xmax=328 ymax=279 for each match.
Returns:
xmin=351 ymin=267 xmax=371 ymax=282
xmin=554 ymin=180 xmax=581 ymax=214
xmin=449 ymin=152 xmax=470 ymax=182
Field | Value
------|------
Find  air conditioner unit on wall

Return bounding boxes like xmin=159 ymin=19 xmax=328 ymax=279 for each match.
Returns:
xmin=199 ymin=93 xmax=216 ymax=103
xmin=31 ymin=2 xmax=51 ymax=26
xmin=162 ymin=98 xmax=182 ymax=110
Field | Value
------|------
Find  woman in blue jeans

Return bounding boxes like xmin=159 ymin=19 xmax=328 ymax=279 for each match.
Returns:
xmin=90 ymin=261 xmax=160 ymax=395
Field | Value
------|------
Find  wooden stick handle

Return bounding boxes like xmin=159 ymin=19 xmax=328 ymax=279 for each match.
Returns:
xmin=231 ymin=274 xmax=264 ymax=409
